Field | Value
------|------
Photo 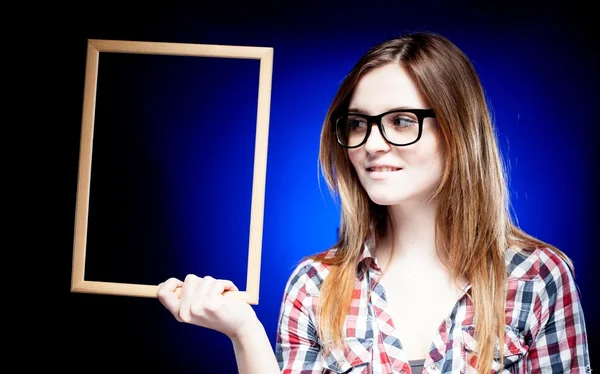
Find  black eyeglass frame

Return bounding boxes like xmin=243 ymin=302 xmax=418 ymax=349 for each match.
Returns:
xmin=333 ymin=108 xmax=436 ymax=148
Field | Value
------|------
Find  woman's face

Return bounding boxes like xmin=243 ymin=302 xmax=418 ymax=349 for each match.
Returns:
xmin=347 ymin=63 xmax=444 ymax=207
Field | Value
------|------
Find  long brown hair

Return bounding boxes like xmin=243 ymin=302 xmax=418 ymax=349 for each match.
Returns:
xmin=314 ymin=31 xmax=572 ymax=372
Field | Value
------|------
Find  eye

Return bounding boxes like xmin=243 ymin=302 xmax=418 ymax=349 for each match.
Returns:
xmin=387 ymin=114 xmax=418 ymax=128
xmin=346 ymin=116 xmax=368 ymax=130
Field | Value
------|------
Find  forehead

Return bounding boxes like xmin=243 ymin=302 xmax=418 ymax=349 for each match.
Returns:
xmin=348 ymin=63 xmax=427 ymax=114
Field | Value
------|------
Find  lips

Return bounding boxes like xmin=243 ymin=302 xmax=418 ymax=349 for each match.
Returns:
xmin=366 ymin=166 xmax=402 ymax=172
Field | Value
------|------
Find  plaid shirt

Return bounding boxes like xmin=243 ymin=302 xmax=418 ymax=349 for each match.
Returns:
xmin=275 ymin=245 xmax=591 ymax=373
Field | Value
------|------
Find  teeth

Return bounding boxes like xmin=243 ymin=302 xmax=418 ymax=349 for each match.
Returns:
xmin=369 ymin=167 xmax=398 ymax=172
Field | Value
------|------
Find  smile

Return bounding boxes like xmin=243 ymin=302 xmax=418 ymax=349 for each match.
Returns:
xmin=367 ymin=167 xmax=402 ymax=172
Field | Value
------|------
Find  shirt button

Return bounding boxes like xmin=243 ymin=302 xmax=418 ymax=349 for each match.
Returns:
xmin=430 ymin=363 xmax=440 ymax=372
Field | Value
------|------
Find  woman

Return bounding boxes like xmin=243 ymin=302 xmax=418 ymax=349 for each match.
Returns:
xmin=157 ymin=31 xmax=590 ymax=373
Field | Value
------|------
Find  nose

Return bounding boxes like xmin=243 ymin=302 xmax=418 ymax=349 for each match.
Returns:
xmin=364 ymin=124 xmax=391 ymax=154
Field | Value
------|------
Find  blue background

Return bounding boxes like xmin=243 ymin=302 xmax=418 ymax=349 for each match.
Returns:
xmin=50 ymin=0 xmax=598 ymax=371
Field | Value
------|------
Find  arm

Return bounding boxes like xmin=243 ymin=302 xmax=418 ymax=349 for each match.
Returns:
xmin=527 ymin=250 xmax=591 ymax=373
xmin=231 ymin=317 xmax=281 ymax=374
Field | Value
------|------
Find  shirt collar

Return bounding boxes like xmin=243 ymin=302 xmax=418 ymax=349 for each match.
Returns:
xmin=357 ymin=242 xmax=382 ymax=280
xmin=356 ymin=241 xmax=473 ymax=294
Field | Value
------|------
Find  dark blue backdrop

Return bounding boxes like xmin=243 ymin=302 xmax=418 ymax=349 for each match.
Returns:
xmin=58 ymin=1 xmax=597 ymax=371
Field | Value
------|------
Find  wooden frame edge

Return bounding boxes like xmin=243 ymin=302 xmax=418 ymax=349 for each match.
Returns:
xmin=71 ymin=39 xmax=273 ymax=305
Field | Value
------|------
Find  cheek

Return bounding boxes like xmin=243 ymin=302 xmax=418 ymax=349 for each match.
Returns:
xmin=424 ymin=148 xmax=445 ymax=181
xmin=347 ymin=150 xmax=362 ymax=170
xmin=411 ymin=132 xmax=444 ymax=168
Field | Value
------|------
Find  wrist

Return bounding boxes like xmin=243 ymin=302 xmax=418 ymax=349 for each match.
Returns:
xmin=229 ymin=314 xmax=263 ymax=343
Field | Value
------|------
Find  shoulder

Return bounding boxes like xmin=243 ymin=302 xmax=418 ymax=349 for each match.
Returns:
xmin=505 ymin=246 xmax=575 ymax=287
xmin=282 ymin=247 xmax=338 ymax=298
xmin=504 ymin=246 xmax=581 ymax=330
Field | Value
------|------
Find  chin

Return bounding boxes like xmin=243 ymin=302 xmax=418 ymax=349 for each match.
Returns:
xmin=363 ymin=181 xmax=439 ymax=207
xmin=366 ymin=193 xmax=406 ymax=206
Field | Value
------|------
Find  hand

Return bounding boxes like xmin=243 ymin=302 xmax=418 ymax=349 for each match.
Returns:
xmin=157 ymin=275 xmax=257 ymax=339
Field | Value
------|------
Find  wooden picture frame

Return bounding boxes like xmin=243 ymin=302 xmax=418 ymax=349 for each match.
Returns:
xmin=70 ymin=39 xmax=273 ymax=304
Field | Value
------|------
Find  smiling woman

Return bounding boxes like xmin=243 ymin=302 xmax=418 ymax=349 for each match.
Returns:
xmin=344 ymin=64 xmax=443 ymax=209
xmin=342 ymin=62 xmax=456 ymax=361
xmin=157 ymin=31 xmax=591 ymax=374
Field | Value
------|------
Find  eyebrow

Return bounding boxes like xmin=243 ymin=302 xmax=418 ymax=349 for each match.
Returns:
xmin=347 ymin=106 xmax=418 ymax=114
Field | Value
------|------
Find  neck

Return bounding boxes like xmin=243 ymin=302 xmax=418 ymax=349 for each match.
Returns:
xmin=376 ymin=197 xmax=441 ymax=268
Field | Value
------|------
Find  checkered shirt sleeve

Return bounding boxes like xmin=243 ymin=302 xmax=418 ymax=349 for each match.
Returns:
xmin=526 ymin=249 xmax=590 ymax=373
xmin=275 ymin=259 xmax=326 ymax=373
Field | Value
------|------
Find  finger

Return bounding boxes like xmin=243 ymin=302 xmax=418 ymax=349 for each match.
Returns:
xmin=191 ymin=276 xmax=217 ymax=307
xmin=157 ymin=278 xmax=184 ymax=321
xmin=201 ymin=279 xmax=240 ymax=314
xmin=178 ymin=274 xmax=202 ymax=322
xmin=215 ymin=279 xmax=239 ymax=294
xmin=190 ymin=276 xmax=232 ymax=317
xmin=157 ymin=277 xmax=183 ymax=294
